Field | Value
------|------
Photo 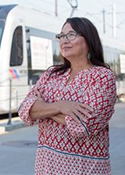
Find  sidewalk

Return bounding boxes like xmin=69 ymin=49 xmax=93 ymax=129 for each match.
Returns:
xmin=0 ymin=117 xmax=26 ymax=134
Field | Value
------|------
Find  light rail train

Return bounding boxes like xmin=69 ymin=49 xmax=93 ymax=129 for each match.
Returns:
xmin=0 ymin=4 xmax=125 ymax=115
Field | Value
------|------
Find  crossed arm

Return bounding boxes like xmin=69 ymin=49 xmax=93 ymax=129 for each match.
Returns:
xmin=29 ymin=99 xmax=93 ymax=125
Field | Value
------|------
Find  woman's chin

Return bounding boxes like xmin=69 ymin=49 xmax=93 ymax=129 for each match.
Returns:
xmin=62 ymin=53 xmax=73 ymax=59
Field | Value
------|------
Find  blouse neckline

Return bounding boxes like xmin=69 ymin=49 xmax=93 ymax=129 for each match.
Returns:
xmin=64 ymin=66 xmax=96 ymax=85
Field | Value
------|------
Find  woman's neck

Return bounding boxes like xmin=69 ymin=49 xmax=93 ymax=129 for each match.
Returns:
xmin=70 ymin=61 xmax=93 ymax=73
xmin=66 ymin=61 xmax=93 ymax=84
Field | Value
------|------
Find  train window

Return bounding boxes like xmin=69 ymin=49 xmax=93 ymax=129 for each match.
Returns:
xmin=10 ymin=26 xmax=23 ymax=66
xmin=25 ymin=26 xmax=61 ymax=85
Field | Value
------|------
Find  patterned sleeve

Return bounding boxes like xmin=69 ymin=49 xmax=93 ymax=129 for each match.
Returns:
xmin=65 ymin=68 xmax=117 ymax=138
xmin=18 ymin=68 xmax=51 ymax=125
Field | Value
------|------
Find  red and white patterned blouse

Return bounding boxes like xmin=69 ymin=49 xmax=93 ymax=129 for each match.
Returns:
xmin=18 ymin=66 xmax=116 ymax=175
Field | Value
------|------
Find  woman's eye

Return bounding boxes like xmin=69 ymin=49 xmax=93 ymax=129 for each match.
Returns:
xmin=69 ymin=33 xmax=75 ymax=36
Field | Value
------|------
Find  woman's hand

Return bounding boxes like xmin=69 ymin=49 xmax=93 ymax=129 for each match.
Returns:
xmin=50 ymin=114 xmax=66 ymax=125
xmin=56 ymin=101 xmax=93 ymax=123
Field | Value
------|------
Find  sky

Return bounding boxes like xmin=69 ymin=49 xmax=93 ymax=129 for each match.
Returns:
xmin=0 ymin=0 xmax=125 ymax=46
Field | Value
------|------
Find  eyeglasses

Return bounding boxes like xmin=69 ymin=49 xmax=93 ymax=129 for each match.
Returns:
xmin=55 ymin=31 xmax=79 ymax=42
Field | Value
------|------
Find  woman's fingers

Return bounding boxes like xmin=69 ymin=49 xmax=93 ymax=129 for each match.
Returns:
xmin=70 ymin=112 xmax=81 ymax=123
xmin=76 ymin=106 xmax=92 ymax=117
xmin=80 ymin=103 xmax=93 ymax=112
xmin=72 ymin=109 xmax=88 ymax=123
xmin=57 ymin=101 xmax=93 ymax=123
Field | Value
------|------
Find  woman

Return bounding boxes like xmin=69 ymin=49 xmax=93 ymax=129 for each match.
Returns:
xmin=18 ymin=17 xmax=116 ymax=175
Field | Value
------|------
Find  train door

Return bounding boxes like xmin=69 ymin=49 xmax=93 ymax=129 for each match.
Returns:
xmin=9 ymin=25 xmax=29 ymax=112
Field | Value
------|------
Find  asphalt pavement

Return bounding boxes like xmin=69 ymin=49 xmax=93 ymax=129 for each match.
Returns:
xmin=109 ymin=102 xmax=125 ymax=175
xmin=0 ymin=102 xmax=125 ymax=175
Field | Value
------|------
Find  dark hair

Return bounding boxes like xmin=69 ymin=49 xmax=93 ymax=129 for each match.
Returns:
xmin=52 ymin=17 xmax=109 ymax=74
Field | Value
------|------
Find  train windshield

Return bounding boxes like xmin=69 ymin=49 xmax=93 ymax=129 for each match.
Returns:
xmin=0 ymin=19 xmax=5 ymax=47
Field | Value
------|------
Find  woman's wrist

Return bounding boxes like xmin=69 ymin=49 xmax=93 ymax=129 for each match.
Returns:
xmin=30 ymin=100 xmax=61 ymax=120
xmin=54 ymin=101 xmax=63 ymax=114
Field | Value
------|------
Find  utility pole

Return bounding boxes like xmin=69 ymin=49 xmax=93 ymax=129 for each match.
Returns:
xmin=55 ymin=0 xmax=58 ymax=16
xmin=102 ymin=9 xmax=106 ymax=33
xmin=7 ymin=78 xmax=12 ymax=125
xmin=112 ymin=3 xmax=116 ymax=37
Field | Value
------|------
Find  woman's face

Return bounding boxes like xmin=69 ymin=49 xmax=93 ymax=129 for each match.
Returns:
xmin=59 ymin=22 xmax=89 ymax=61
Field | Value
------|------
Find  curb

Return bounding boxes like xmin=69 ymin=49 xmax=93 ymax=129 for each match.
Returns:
xmin=0 ymin=117 xmax=27 ymax=134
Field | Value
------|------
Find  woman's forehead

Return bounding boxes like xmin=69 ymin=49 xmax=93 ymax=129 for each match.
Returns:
xmin=61 ymin=23 xmax=74 ymax=32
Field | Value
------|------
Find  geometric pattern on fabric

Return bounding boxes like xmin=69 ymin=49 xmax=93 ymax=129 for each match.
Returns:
xmin=18 ymin=66 xmax=116 ymax=175
xmin=35 ymin=146 xmax=111 ymax=175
